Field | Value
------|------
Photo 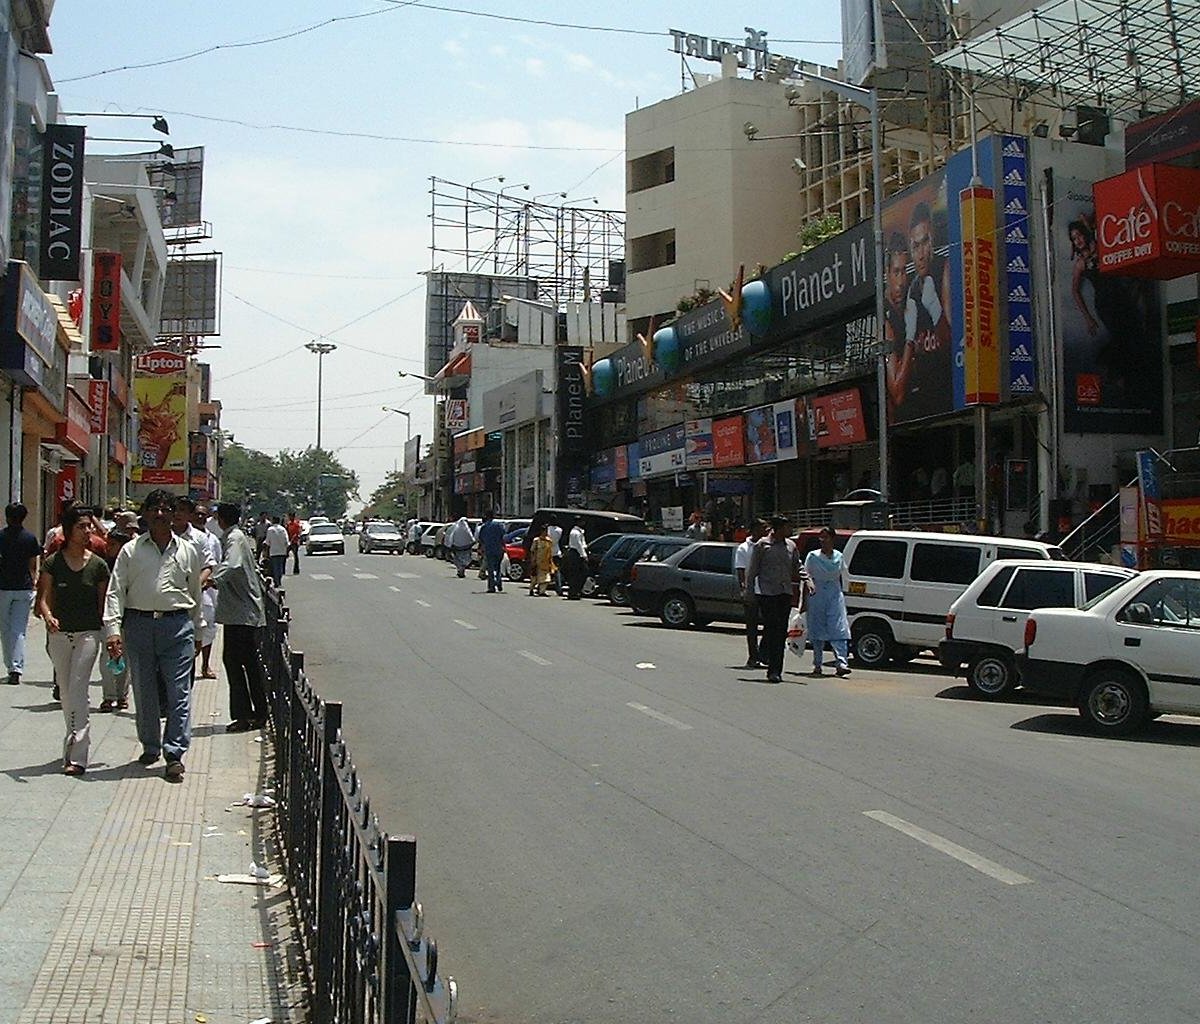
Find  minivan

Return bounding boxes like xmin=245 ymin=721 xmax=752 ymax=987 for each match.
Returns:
xmin=521 ymin=509 xmax=646 ymax=549
xmin=841 ymin=530 xmax=1065 ymax=667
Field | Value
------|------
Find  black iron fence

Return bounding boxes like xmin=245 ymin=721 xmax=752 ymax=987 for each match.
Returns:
xmin=260 ymin=584 xmax=458 ymax=1023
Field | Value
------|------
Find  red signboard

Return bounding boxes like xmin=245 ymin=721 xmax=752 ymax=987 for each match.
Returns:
xmin=810 ymin=388 xmax=869 ymax=449
xmin=712 ymin=415 xmax=745 ymax=468
xmin=56 ymin=387 xmax=92 ymax=456
xmin=1093 ymin=164 xmax=1200 ymax=280
xmin=54 ymin=465 xmax=78 ymax=521
xmin=91 ymin=250 xmax=122 ymax=351
xmin=614 ymin=444 xmax=629 ymax=481
xmin=87 ymin=379 xmax=108 ymax=433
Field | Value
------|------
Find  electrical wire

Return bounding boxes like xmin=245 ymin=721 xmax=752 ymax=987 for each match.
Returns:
xmin=224 ymin=264 xmax=407 ymax=281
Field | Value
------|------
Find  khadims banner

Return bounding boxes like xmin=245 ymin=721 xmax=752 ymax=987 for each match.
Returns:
xmin=133 ymin=348 xmax=188 ymax=485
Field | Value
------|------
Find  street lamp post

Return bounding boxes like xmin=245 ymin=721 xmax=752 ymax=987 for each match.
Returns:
xmin=399 ymin=370 xmax=444 ymax=519
xmin=494 ymin=182 xmax=530 ymax=272
xmin=306 ymin=341 xmax=337 ymax=450
xmin=382 ymin=406 xmax=412 ymax=441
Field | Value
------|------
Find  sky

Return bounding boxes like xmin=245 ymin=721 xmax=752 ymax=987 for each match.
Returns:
xmin=46 ymin=2 xmax=845 ymax=503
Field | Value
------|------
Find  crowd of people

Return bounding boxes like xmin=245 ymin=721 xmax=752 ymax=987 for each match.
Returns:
xmin=0 ymin=492 xmax=272 ymax=781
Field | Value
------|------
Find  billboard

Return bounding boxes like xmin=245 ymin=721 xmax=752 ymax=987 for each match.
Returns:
xmin=684 ymin=418 xmax=714 ymax=470
xmin=146 ymin=146 xmax=204 ymax=228
xmin=160 ymin=254 xmax=220 ymax=336
xmin=132 ymin=348 xmax=188 ymax=486
xmin=842 ymin=0 xmax=883 ymax=85
xmin=424 ymin=271 xmax=538 ymax=380
xmin=1052 ymin=176 xmax=1163 ymax=434
xmin=39 ymin=124 xmax=85 ymax=281
xmin=712 ymin=415 xmax=745 ymax=468
xmin=1092 ymin=164 xmax=1200 ymax=280
xmin=744 ymin=402 xmax=799 ymax=465
xmin=810 ymin=388 xmax=869 ymax=448
xmin=883 ymin=135 xmax=1035 ymax=425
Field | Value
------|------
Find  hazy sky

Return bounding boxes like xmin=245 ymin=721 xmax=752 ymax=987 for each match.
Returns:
xmin=47 ymin=2 xmax=844 ymax=501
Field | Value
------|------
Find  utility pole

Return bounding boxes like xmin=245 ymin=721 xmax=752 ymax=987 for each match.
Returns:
xmin=306 ymin=341 xmax=337 ymax=450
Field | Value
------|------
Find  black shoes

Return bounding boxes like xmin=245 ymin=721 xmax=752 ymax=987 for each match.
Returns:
xmin=164 ymin=759 xmax=185 ymax=782
xmin=226 ymin=720 xmax=255 ymax=733
xmin=138 ymin=750 xmax=160 ymax=766
xmin=5 ymin=671 xmax=17 ymax=685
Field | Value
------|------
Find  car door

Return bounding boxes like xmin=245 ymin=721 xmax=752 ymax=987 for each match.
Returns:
xmin=674 ymin=546 xmax=731 ymax=617
xmin=993 ymin=565 xmax=1078 ymax=651
xmin=905 ymin=542 xmax=982 ymax=648
xmin=1111 ymin=577 xmax=1200 ymax=712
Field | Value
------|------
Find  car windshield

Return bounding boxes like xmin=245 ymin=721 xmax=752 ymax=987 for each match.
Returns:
xmin=311 ymin=525 xmax=340 ymax=535
xmin=369 ymin=524 xmax=400 ymax=536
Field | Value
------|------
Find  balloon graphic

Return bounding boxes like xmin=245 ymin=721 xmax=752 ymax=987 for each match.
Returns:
xmin=741 ymin=279 xmax=772 ymax=336
xmin=591 ymin=358 xmax=614 ymax=398
xmin=654 ymin=326 xmax=680 ymax=375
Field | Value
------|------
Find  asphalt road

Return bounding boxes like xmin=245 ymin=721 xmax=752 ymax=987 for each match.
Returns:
xmin=282 ymin=548 xmax=1200 ymax=1024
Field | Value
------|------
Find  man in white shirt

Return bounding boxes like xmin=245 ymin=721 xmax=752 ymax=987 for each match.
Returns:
xmin=562 ymin=519 xmax=589 ymax=600
xmin=735 ymin=519 xmax=768 ymax=669
xmin=104 ymin=490 xmax=204 ymax=781
xmin=264 ymin=516 xmax=290 ymax=587
xmin=547 ymin=522 xmax=563 ymax=594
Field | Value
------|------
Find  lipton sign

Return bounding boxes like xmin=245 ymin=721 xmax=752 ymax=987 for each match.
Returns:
xmin=1093 ymin=163 xmax=1200 ymax=279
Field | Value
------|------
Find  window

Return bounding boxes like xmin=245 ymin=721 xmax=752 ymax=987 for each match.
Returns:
xmin=848 ymin=539 xmax=907 ymax=579
xmin=1121 ymin=578 xmax=1200 ymax=629
xmin=627 ymin=229 xmax=677 ymax=273
xmin=998 ymin=545 xmax=1041 ymax=561
xmin=1084 ymin=572 xmax=1128 ymax=603
xmin=1000 ymin=568 xmax=1076 ymax=610
xmin=910 ymin=543 xmax=981 ymax=585
xmin=627 ymin=147 xmax=676 ymax=193
xmin=976 ymin=565 xmax=1016 ymax=607
xmin=681 ymin=546 xmax=734 ymax=575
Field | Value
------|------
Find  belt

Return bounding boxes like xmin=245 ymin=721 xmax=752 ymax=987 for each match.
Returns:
xmin=125 ymin=608 xmax=189 ymax=619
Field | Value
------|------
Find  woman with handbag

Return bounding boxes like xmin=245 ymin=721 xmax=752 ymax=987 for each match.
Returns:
xmin=803 ymin=526 xmax=850 ymax=678
xmin=36 ymin=505 xmax=110 ymax=775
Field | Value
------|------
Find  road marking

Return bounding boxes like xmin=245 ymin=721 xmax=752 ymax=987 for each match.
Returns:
xmin=626 ymin=702 xmax=692 ymax=731
xmin=863 ymin=811 xmax=1033 ymax=886
xmin=389 ymin=585 xmax=401 ymax=593
xmin=310 ymin=574 xmax=335 ymax=581
xmin=395 ymin=572 xmax=421 ymax=579
xmin=414 ymin=599 xmax=431 ymax=608
xmin=453 ymin=619 xmax=478 ymax=631
xmin=518 ymin=650 xmax=551 ymax=666
xmin=353 ymin=573 xmax=379 ymax=580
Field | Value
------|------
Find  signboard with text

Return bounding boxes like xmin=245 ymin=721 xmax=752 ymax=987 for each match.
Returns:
xmin=91 ymin=251 xmax=122 ymax=351
xmin=1093 ymin=164 xmax=1200 ymax=280
xmin=39 ymin=124 xmax=85 ymax=281
xmin=132 ymin=348 xmax=188 ymax=486
xmin=810 ymin=389 xmax=868 ymax=449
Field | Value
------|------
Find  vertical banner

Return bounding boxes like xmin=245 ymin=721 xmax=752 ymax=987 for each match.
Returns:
xmin=960 ymin=183 xmax=1000 ymax=405
xmin=132 ymin=348 xmax=188 ymax=486
xmin=1000 ymin=137 xmax=1036 ymax=395
xmin=39 ymin=124 xmax=85 ymax=281
xmin=1137 ymin=449 xmax=1163 ymax=544
xmin=87 ymin=378 xmax=108 ymax=434
xmin=556 ymin=346 xmax=586 ymax=502
xmin=91 ymin=251 xmax=122 ymax=351
xmin=712 ymin=415 xmax=745 ymax=468
xmin=55 ymin=465 xmax=78 ymax=521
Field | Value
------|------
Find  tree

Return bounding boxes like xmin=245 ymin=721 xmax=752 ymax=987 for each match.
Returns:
xmin=365 ymin=469 xmax=411 ymax=521
xmin=220 ymin=442 xmax=359 ymax=518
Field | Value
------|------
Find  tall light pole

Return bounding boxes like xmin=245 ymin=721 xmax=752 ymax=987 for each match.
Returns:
xmin=494 ymin=182 xmax=530 ymax=272
xmin=382 ymin=406 xmax=412 ymax=441
xmin=399 ymin=370 xmax=442 ymax=518
xmin=306 ymin=341 xmax=337 ymax=450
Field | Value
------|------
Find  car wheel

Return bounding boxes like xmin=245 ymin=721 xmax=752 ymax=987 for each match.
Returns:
xmin=1079 ymin=670 xmax=1149 ymax=736
xmin=660 ymin=591 xmax=694 ymax=629
xmin=424 ymin=547 xmax=434 ymax=558
xmin=506 ymin=560 xmax=526 ymax=581
xmin=851 ymin=620 xmax=893 ymax=668
xmin=609 ymin=583 xmax=630 ymax=607
xmin=967 ymin=652 xmax=1016 ymax=698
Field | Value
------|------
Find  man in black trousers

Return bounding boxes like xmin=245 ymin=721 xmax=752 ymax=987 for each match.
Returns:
xmin=746 ymin=516 xmax=804 ymax=684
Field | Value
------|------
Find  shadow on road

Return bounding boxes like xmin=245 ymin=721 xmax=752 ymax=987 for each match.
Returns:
xmin=1011 ymin=712 xmax=1200 ymax=746
xmin=935 ymin=684 xmax=1064 ymax=708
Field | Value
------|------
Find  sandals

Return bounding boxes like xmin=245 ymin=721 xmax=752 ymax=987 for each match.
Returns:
xmin=98 ymin=700 xmax=117 ymax=713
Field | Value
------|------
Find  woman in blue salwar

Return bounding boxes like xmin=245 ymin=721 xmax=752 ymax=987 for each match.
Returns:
xmin=803 ymin=526 xmax=851 ymax=677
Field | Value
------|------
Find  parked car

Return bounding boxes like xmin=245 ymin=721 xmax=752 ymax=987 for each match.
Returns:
xmin=419 ymin=524 xmax=445 ymax=558
xmin=406 ymin=521 xmax=437 ymax=554
xmin=1019 ymin=570 xmax=1200 ymax=736
xmin=627 ymin=541 xmax=744 ymax=629
xmin=299 ymin=520 xmax=311 ymax=543
xmin=939 ymin=560 xmax=1137 ymax=697
xmin=841 ymin=530 xmax=1065 ymax=667
xmin=505 ymin=541 xmax=530 ymax=581
xmin=359 ymin=521 xmax=405 ymax=554
xmin=593 ymin=533 xmax=667 ymax=598
xmin=610 ymin=537 xmax=693 ymax=607
xmin=305 ymin=522 xmax=345 ymax=556
xmin=521 ymin=509 xmax=646 ymax=550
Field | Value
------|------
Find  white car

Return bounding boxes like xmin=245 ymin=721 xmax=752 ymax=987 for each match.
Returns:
xmin=1019 ymin=570 xmax=1200 ymax=736
xmin=939 ymin=560 xmax=1136 ymax=697
xmin=305 ymin=522 xmax=345 ymax=556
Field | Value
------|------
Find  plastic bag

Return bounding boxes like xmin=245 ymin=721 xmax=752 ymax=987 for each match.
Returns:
xmin=785 ymin=608 xmax=808 ymax=658
xmin=500 ymin=552 xmax=511 ymax=576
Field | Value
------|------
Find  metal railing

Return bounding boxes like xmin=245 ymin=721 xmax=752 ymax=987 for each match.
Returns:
xmin=1059 ymin=491 xmax=1122 ymax=562
xmin=260 ymin=585 xmax=458 ymax=1023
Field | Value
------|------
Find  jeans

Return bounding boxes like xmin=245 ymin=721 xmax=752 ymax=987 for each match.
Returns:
xmin=123 ymin=611 xmax=195 ymax=763
xmin=223 ymin=624 xmax=269 ymax=723
xmin=814 ymin=638 xmax=849 ymax=671
xmin=269 ymin=555 xmax=286 ymax=588
xmin=289 ymin=541 xmax=300 ymax=574
xmin=757 ymin=594 xmax=793 ymax=678
xmin=484 ymin=553 xmax=504 ymax=592
xmin=48 ymin=631 xmax=100 ymax=767
xmin=0 ymin=589 xmax=33 ymax=673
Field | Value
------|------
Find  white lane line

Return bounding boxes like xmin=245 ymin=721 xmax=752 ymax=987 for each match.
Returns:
xmin=863 ymin=811 xmax=1033 ymax=886
xmin=626 ymin=702 xmax=693 ymax=731
xmin=395 ymin=572 xmax=421 ymax=579
xmin=389 ymin=585 xmax=401 ymax=593
xmin=414 ymin=599 xmax=431 ymax=608
xmin=353 ymin=572 xmax=379 ymax=580
xmin=453 ymin=619 xmax=478 ymax=631
xmin=310 ymin=574 xmax=335 ymax=581
xmin=518 ymin=650 xmax=551 ymax=666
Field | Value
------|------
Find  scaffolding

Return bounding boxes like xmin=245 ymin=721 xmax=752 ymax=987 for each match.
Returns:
xmin=428 ymin=177 xmax=625 ymax=312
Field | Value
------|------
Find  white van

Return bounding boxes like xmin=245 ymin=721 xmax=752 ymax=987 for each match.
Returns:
xmin=841 ymin=531 xmax=1065 ymax=667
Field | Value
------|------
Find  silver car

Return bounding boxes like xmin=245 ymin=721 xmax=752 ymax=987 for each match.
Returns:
xmin=626 ymin=542 xmax=744 ymax=629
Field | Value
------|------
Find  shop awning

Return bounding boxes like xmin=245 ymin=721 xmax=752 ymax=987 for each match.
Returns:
xmin=47 ymin=294 xmax=84 ymax=351
xmin=933 ymin=0 xmax=1200 ymax=116
xmin=434 ymin=349 xmax=472 ymax=389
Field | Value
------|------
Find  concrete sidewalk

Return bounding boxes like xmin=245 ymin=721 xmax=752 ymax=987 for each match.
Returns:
xmin=0 ymin=618 xmax=307 ymax=1023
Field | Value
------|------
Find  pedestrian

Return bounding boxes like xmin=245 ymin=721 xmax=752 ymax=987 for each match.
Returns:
xmin=253 ymin=512 xmax=270 ymax=558
xmin=103 ymin=489 xmax=204 ymax=782
xmin=97 ymin=524 xmax=133 ymax=712
xmin=546 ymin=520 xmax=563 ymax=593
xmin=804 ymin=526 xmax=851 ymax=677
xmin=209 ymin=502 xmax=269 ymax=732
xmin=528 ymin=523 xmax=554 ymax=596
xmin=735 ymin=519 xmax=768 ymax=669
xmin=686 ymin=512 xmax=708 ymax=541
xmin=264 ymin=515 xmax=289 ymax=588
xmin=36 ymin=505 xmax=109 ymax=775
xmin=477 ymin=510 xmax=506 ymax=593
xmin=447 ymin=515 xmax=475 ymax=578
xmin=285 ymin=511 xmax=302 ymax=575
xmin=178 ymin=500 xmax=221 ymax=678
xmin=561 ymin=518 xmax=589 ymax=600
xmin=0 ymin=501 xmax=40 ymax=685
xmin=746 ymin=515 xmax=804 ymax=684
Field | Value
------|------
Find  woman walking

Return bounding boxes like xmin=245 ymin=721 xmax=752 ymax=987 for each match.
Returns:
xmin=37 ymin=505 xmax=109 ymax=775
xmin=528 ymin=524 xmax=554 ymax=597
xmin=803 ymin=526 xmax=850 ymax=678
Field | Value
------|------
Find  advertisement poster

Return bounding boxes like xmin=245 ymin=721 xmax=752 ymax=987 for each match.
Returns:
xmin=132 ymin=348 xmax=188 ymax=486
xmin=1054 ymin=176 xmax=1163 ymax=434
xmin=960 ymin=183 xmax=1001 ymax=404
xmin=712 ymin=415 xmax=745 ymax=468
xmin=1000 ymin=137 xmax=1036 ymax=397
xmin=773 ymin=400 xmax=798 ymax=462
xmin=810 ymin=388 xmax=869 ymax=448
xmin=684 ymin=418 xmax=714 ymax=470
xmin=744 ymin=405 xmax=777 ymax=464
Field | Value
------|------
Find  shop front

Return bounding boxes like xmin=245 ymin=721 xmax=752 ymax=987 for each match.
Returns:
xmin=452 ymin=427 xmax=499 ymax=516
xmin=482 ymin=369 xmax=553 ymax=516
